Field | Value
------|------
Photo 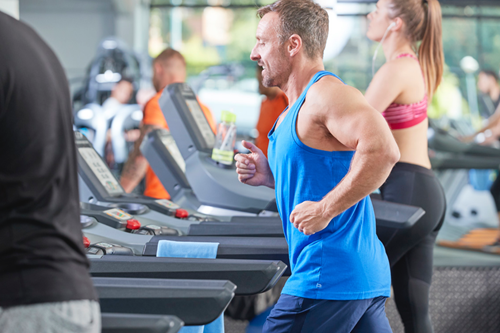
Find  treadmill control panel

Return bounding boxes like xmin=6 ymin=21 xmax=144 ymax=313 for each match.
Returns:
xmin=103 ymin=208 xmax=133 ymax=221
xmin=155 ymin=199 xmax=180 ymax=210
xmin=184 ymin=97 xmax=216 ymax=148
xmin=79 ymin=147 xmax=124 ymax=196
xmin=160 ymin=132 xmax=186 ymax=172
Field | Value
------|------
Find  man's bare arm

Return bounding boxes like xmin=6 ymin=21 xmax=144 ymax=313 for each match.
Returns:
xmin=321 ymin=87 xmax=399 ymax=216
xmin=120 ymin=124 xmax=161 ymax=193
xmin=291 ymin=84 xmax=399 ymax=235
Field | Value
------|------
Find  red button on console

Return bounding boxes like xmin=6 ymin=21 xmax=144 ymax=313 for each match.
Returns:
xmin=175 ymin=209 xmax=189 ymax=219
xmin=126 ymin=219 xmax=141 ymax=230
xmin=83 ymin=236 xmax=91 ymax=248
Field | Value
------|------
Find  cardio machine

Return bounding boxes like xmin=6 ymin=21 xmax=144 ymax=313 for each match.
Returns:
xmin=76 ymin=131 xmax=285 ymax=238
xmin=141 ymin=127 xmax=425 ymax=231
xmin=78 ymin=128 xmax=424 ymax=240
xmin=428 ymin=121 xmax=500 ymax=229
xmin=158 ymin=83 xmax=274 ymax=216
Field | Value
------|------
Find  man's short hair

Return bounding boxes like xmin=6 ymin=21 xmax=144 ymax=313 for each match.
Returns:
xmin=257 ymin=0 xmax=329 ymax=59
xmin=154 ymin=48 xmax=186 ymax=67
xmin=480 ymin=69 xmax=499 ymax=82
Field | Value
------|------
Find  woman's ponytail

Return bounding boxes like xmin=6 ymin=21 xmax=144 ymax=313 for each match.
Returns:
xmin=418 ymin=0 xmax=444 ymax=99
xmin=388 ymin=0 xmax=444 ymax=99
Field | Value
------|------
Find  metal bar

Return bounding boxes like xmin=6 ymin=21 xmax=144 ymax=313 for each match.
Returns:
xmin=150 ymin=3 xmax=500 ymax=19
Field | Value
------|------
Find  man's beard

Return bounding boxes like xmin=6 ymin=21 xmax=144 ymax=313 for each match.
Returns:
xmin=262 ymin=64 xmax=286 ymax=88
xmin=262 ymin=71 xmax=275 ymax=88
xmin=262 ymin=50 xmax=289 ymax=88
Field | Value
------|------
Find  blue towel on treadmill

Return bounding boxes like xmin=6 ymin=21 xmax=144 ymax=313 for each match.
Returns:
xmin=156 ymin=240 xmax=223 ymax=333
xmin=156 ymin=240 xmax=219 ymax=259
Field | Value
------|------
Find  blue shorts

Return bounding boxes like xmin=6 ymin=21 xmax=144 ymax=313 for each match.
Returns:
xmin=262 ymin=294 xmax=392 ymax=333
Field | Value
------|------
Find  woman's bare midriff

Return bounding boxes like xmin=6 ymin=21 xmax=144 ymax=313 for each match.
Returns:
xmin=391 ymin=119 xmax=432 ymax=169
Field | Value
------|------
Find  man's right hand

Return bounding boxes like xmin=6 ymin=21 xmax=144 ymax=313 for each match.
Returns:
xmin=235 ymin=140 xmax=274 ymax=188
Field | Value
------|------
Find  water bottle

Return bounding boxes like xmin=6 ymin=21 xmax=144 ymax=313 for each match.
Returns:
xmin=212 ymin=110 xmax=237 ymax=165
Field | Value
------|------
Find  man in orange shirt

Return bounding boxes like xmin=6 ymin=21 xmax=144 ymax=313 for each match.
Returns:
xmin=254 ymin=65 xmax=288 ymax=157
xmin=120 ymin=48 xmax=216 ymax=199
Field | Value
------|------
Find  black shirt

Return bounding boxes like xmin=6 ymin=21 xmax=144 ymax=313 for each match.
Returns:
xmin=0 ymin=12 xmax=97 ymax=307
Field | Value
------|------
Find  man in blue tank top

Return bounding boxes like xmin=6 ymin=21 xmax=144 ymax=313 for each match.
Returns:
xmin=235 ymin=1 xmax=400 ymax=332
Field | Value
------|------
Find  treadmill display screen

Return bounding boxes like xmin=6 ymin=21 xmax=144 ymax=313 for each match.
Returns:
xmin=79 ymin=148 xmax=124 ymax=196
xmin=185 ymin=98 xmax=216 ymax=148
xmin=160 ymin=132 xmax=186 ymax=172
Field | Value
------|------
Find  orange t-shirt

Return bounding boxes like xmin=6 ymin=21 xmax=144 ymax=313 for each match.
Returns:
xmin=255 ymin=91 xmax=289 ymax=157
xmin=141 ymin=91 xmax=217 ymax=199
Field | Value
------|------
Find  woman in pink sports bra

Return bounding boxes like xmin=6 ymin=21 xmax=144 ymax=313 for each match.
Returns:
xmin=365 ymin=0 xmax=446 ymax=332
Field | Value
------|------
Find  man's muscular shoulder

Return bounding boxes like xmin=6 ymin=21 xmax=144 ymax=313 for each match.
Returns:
xmin=306 ymin=76 xmax=367 ymax=118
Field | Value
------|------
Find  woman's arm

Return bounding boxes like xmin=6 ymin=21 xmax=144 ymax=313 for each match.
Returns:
xmin=364 ymin=62 xmax=405 ymax=112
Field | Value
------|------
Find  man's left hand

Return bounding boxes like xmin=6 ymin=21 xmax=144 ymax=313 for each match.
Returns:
xmin=290 ymin=201 xmax=332 ymax=236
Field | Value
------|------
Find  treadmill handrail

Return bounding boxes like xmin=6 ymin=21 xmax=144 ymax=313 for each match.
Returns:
xmin=371 ymin=198 xmax=425 ymax=229
xmin=89 ymin=256 xmax=287 ymax=295
xmin=94 ymin=277 xmax=236 ymax=326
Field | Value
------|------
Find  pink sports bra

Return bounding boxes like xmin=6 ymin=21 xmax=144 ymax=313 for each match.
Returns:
xmin=382 ymin=53 xmax=428 ymax=130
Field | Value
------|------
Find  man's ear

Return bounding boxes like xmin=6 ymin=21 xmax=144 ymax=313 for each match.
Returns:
xmin=288 ymin=34 xmax=302 ymax=57
xmin=153 ymin=62 xmax=163 ymax=76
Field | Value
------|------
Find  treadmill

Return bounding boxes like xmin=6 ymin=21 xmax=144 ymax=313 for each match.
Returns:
xmin=82 ymin=219 xmax=287 ymax=296
xmin=102 ymin=313 xmax=183 ymax=333
xmin=428 ymin=121 xmax=500 ymax=158
xmin=80 ymin=205 xmax=291 ymax=273
xmin=89 ymin=254 xmax=286 ymax=295
xmin=427 ymin=123 xmax=500 ymax=227
xmin=94 ymin=277 xmax=234 ymax=326
xmin=76 ymin=131 xmax=284 ymax=238
xmin=158 ymin=83 xmax=275 ymax=216
xmin=142 ymin=128 xmax=425 ymax=230
xmin=76 ymin=115 xmax=425 ymax=233
xmin=82 ymin=192 xmax=424 ymax=275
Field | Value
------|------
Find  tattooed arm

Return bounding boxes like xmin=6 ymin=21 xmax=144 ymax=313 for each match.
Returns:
xmin=120 ymin=123 xmax=162 ymax=193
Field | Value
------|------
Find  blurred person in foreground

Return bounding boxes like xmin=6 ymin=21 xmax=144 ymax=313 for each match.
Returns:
xmin=0 ymin=11 xmax=99 ymax=332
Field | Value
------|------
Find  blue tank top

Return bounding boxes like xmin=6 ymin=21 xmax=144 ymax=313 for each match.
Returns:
xmin=267 ymin=71 xmax=391 ymax=300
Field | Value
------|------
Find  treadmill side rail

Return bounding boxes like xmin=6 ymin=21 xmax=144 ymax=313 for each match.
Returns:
xmin=371 ymin=198 xmax=425 ymax=229
xmin=89 ymin=256 xmax=287 ymax=295
xmin=94 ymin=277 xmax=236 ymax=326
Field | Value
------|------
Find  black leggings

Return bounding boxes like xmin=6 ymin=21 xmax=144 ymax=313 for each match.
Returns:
xmin=377 ymin=162 xmax=446 ymax=333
